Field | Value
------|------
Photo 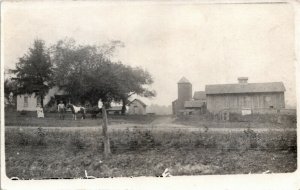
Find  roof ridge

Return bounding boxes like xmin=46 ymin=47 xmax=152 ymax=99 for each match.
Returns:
xmin=206 ymin=81 xmax=284 ymax=86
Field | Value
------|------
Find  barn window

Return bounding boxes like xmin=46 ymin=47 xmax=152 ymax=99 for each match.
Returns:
xmin=24 ymin=96 xmax=28 ymax=107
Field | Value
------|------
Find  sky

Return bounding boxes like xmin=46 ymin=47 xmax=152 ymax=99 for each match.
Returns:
xmin=2 ymin=1 xmax=296 ymax=107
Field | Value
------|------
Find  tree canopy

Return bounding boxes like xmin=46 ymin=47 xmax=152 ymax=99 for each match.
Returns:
xmin=11 ymin=39 xmax=54 ymax=107
xmin=51 ymin=39 xmax=155 ymax=108
xmin=4 ymin=78 xmax=17 ymax=100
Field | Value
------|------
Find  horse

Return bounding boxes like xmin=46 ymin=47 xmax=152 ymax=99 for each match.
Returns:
xmin=86 ymin=106 xmax=102 ymax=119
xmin=67 ymin=103 xmax=86 ymax=120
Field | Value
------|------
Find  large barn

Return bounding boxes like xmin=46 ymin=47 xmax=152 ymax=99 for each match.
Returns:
xmin=172 ymin=77 xmax=286 ymax=116
xmin=205 ymin=77 xmax=285 ymax=114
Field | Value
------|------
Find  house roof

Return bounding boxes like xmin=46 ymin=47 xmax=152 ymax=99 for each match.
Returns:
xmin=193 ymin=91 xmax=206 ymax=100
xmin=178 ymin=77 xmax=191 ymax=84
xmin=205 ymin=82 xmax=285 ymax=95
xmin=184 ymin=100 xmax=205 ymax=108
xmin=128 ymin=99 xmax=147 ymax=107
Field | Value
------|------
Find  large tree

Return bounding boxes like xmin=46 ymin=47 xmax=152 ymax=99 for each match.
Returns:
xmin=12 ymin=39 xmax=54 ymax=107
xmin=51 ymin=39 xmax=155 ymax=156
xmin=113 ymin=64 xmax=156 ymax=114
xmin=4 ymin=78 xmax=17 ymax=100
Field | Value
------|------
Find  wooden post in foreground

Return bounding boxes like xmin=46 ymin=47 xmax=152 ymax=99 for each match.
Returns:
xmin=102 ymin=105 xmax=111 ymax=157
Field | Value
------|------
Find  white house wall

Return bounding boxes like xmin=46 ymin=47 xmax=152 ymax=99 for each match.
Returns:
xmin=16 ymin=87 xmax=65 ymax=111
xmin=17 ymin=94 xmax=38 ymax=111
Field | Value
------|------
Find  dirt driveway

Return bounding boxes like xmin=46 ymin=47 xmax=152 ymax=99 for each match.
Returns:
xmin=6 ymin=123 xmax=296 ymax=133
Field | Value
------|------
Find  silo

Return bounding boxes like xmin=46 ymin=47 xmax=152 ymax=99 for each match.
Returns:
xmin=177 ymin=77 xmax=192 ymax=111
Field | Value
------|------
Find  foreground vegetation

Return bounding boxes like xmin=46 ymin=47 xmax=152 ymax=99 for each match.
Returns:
xmin=5 ymin=126 xmax=297 ymax=179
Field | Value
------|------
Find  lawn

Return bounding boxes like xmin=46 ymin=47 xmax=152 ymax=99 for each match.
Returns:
xmin=5 ymin=111 xmax=296 ymax=129
xmin=4 ymin=111 xmax=162 ymax=127
xmin=5 ymin=126 xmax=297 ymax=179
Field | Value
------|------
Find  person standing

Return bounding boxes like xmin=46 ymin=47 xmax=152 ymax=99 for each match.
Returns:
xmin=58 ymin=101 xmax=65 ymax=119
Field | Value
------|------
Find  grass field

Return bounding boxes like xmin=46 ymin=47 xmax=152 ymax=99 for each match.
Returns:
xmin=5 ymin=111 xmax=297 ymax=129
xmin=5 ymin=123 xmax=297 ymax=179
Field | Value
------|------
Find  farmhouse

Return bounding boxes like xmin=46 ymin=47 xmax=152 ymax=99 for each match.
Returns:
xmin=127 ymin=99 xmax=147 ymax=115
xmin=17 ymin=86 xmax=66 ymax=111
xmin=205 ymin=77 xmax=285 ymax=114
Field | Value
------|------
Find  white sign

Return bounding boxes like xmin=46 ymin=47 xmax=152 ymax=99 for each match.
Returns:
xmin=242 ymin=109 xmax=252 ymax=116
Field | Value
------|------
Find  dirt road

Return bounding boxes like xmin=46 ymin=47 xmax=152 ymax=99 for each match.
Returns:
xmin=5 ymin=123 xmax=296 ymax=133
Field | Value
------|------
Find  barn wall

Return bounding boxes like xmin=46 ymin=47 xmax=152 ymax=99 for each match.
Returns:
xmin=207 ymin=92 xmax=285 ymax=113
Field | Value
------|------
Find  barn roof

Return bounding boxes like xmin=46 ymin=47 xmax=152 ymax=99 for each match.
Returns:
xmin=205 ymin=82 xmax=285 ymax=95
xmin=128 ymin=99 xmax=147 ymax=107
xmin=178 ymin=77 xmax=191 ymax=84
xmin=184 ymin=100 xmax=205 ymax=108
xmin=193 ymin=91 xmax=206 ymax=100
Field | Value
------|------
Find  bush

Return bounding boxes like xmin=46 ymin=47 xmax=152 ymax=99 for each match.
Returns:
xmin=124 ymin=128 xmax=156 ymax=151
xmin=69 ymin=132 xmax=86 ymax=153
xmin=17 ymin=130 xmax=31 ymax=146
xmin=243 ymin=127 xmax=258 ymax=149
xmin=34 ymin=127 xmax=47 ymax=146
xmin=19 ymin=110 xmax=28 ymax=116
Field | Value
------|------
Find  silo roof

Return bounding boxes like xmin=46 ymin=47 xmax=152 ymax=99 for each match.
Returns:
xmin=178 ymin=77 xmax=191 ymax=84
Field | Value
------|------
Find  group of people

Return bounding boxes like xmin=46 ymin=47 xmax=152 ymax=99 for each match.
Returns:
xmin=57 ymin=101 xmax=87 ymax=120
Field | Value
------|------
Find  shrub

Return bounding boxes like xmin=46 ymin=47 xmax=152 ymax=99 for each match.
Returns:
xmin=243 ymin=127 xmax=258 ymax=149
xmin=17 ymin=130 xmax=30 ymax=146
xmin=124 ymin=128 xmax=156 ymax=151
xmin=33 ymin=127 xmax=47 ymax=146
xmin=69 ymin=132 xmax=86 ymax=153
xmin=19 ymin=110 xmax=28 ymax=116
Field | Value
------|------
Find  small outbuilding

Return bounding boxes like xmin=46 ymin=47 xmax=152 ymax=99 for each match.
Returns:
xmin=127 ymin=99 xmax=147 ymax=115
xmin=184 ymin=100 xmax=206 ymax=114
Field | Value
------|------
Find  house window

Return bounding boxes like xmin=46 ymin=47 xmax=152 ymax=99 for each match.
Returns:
xmin=36 ymin=96 xmax=41 ymax=107
xmin=24 ymin=96 xmax=28 ymax=107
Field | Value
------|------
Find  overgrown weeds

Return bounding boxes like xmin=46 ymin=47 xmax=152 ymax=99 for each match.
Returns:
xmin=6 ymin=127 xmax=297 ymax=154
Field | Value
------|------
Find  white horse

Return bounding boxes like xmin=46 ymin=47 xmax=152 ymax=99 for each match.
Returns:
xmin=67 ymin=103 xmax=86 ymax=120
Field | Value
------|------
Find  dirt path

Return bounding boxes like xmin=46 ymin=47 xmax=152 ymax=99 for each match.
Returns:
xmin=5 ymin=123 xmax=296 ymax=133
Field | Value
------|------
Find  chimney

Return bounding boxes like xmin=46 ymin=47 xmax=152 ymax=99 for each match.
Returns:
xmin=238 ymin=77 xmax=248 ymax=84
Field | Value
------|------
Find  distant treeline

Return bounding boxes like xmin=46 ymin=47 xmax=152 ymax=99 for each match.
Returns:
xmin=147 ymin=104 xmax=172 ymax=115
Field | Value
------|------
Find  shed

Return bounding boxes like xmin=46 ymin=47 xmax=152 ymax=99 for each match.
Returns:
xmin=127 ymin=99 xmax=147 ymax=115
xmin=193 ymin=91 xmax=206 ymax=101
xmin=184 ymin=100 xmax=206 ymax=114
